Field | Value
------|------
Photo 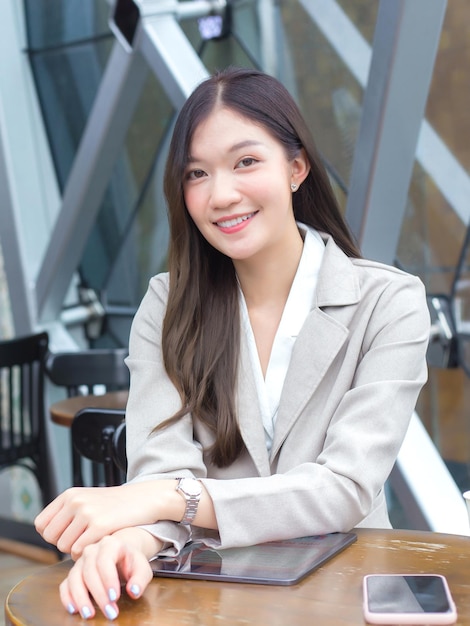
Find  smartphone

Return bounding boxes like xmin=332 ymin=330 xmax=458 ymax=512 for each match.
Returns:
xmin=363 ymin=574 xmax=457 ymax=624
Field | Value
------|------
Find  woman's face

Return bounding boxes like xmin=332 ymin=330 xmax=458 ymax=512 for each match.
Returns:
xmin=182 ymin=107 xmax=309 ymax=266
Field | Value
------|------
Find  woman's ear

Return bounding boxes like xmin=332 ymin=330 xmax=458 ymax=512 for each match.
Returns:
xmin=291 ymin=148 xmax=310 ymax=188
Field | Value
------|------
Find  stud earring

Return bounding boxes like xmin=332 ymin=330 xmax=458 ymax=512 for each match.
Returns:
xmin=291 ymin=183 xmax=298 ymax=192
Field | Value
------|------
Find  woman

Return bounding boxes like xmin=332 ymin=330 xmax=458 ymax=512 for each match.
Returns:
xmin=35 ymin=67 xmax=430 ymax=620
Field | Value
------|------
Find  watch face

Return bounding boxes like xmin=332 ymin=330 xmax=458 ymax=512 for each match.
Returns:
xmin=180 ymin=478 xmax=201 ymax=496
xmin=180 ymin=479 xmax=201 ymax=496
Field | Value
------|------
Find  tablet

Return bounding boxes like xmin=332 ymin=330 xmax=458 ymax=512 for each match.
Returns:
xmin=151 ymin=532 xmax=356 ymax=586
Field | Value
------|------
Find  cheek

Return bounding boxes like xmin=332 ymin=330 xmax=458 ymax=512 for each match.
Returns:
xmin=253 ymin=168 xmax=291 ymax=199
xmin=256 ymin=179 xmax=292 ymax=211
xmin=183 ymin=187 xmax=203 ymax=223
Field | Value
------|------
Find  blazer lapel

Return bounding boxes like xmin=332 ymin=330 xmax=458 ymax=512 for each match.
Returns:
xmin=271 ymin=235 xmax=361 ymax=459
xmin=236 ymin=336 xmax=272 ymax=476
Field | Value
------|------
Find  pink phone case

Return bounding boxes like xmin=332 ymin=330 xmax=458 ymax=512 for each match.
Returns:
xmin=363 ymin=574 xmax=457 ymax=625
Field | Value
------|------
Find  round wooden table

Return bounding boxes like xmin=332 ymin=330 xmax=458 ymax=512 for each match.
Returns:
xmin=49 ymin=391 xmax=129 ymax=427
xmin=5 ymin=528 xmax=470 ymax=625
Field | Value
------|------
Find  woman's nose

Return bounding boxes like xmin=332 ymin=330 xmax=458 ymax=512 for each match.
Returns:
xmin=209 ymin=173 xmax=241 ymax=209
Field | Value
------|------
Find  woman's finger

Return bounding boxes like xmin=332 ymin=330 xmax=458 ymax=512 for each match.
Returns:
xmin=35 ymin=488 xmax=88 ymax=546
xmin=63 ymin=542 xmax=120 ymax=621
xmin=80 ymin=543 xmax=120 ymax=621
xmin=60 ymin=559 xmax=96 ymax=621
xmin=124 ymin=562 xmax=153 ymax=602
xmin=59 ymin=531 xmax=154 ymax=620
xmin=58 ymin=576 xmax=79 ymax=617
xmin=34 ymin=494 xmax=69 ymax=539
xmin=91 ymin=535 xmax=153 ymax=611
xmin=118 ymin=545 xmax=154 ymax=600
xmin=38 ymin=483 xmax=164 ymax=550
xmin=69 ymin=516 xmax=123 ymax=559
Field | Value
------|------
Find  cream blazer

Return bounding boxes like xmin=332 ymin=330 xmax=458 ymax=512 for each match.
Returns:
xmin=125 ymin=233 xmax=430 ymax=553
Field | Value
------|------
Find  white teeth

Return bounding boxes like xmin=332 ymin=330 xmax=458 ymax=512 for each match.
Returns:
xmin=217 ymin=213 xmax=254 ymax=228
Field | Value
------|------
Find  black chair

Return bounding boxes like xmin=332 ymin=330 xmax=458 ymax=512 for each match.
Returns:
xmin=71 ymin=408 xmax=126 ymax=486
xmin=45 ymin=348 xmax=129 ymax=486
xmin=112 ymin=420 xmax=127 ymax=475
xmin=0 ymin=331 xmax=57 ymax=550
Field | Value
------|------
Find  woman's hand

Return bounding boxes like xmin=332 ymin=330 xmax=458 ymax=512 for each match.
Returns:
xmin=34 ymin=480 xmax=179 ymax=557
xmin=60 ymin=527 xmax=159 ymax=621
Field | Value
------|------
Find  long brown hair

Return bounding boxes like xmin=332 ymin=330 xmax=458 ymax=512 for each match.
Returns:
xmin=161 ymin=67 xmax=360 ymax=467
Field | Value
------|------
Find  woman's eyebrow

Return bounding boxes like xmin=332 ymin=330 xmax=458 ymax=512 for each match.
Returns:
xmin=187 ymin=140 xmax=265 ymax=163
xmin=229 ymin=140 xmax=264 ymax=152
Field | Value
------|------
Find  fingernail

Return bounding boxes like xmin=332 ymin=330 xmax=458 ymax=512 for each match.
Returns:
xmin=105 ymin=604 xmax=118 ymax=620
xmin=130 ymin=583 xmax=140 ymax=597
xmin=66 ymin=603 xmax=76 ymax=614
xmin=108 ymin=588 xmax=117 ymax=602
xmin=81 ymin=606 xmax=92 ymax=619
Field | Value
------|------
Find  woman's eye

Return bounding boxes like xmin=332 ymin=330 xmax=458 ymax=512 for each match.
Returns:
xmin=187 ymin=169 xmax=206 ymax=180
xmin=237 ymin=157 xmax=257 ymax=168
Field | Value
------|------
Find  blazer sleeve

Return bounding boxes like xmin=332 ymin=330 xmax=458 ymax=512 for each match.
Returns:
xmin=124 ymin=274 xmax=208 ymax=555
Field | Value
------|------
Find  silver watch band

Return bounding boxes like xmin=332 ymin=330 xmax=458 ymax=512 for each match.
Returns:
xmin=180 ymin=498 xmax=199 ymax=525
xmin=176 ymin=477 xmax=202 ymax=525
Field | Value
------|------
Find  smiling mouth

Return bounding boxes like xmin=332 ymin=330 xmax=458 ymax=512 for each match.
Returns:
xmin=215 ymin=212 xmax=257 ymax=228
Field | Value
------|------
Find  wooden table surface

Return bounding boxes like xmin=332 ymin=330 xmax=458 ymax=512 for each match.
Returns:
xmin=49 ymin=391 xmax=129 ymax=427
xmin=5 ymin=528 xmax=470 ymax=625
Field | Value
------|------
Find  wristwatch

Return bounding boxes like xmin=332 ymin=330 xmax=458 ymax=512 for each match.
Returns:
xmin=176 ymin=477 xmax=202 ymax=525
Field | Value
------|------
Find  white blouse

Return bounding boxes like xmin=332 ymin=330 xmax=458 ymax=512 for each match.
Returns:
xmin=239 ymin=224 xmax=325 ymax=451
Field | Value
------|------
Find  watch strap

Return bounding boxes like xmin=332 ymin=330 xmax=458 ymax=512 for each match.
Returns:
xmin=176 ymin=477 xmax=201 ymax=525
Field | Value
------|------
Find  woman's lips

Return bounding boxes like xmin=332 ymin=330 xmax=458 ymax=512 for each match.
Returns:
xmin=214 ymin=211 xmax=257 ymax=231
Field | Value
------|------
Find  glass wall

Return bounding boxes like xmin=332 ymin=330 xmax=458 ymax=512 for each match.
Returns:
xmin=24 ymin=0 xmax=372 ymax=338
xmin=25 ymin=1 xmax=175 ymax=345
xmin=403 ymin=0 xmax=470 ymax=493
xmin=19 ymin=0 xmax=470 ymax=509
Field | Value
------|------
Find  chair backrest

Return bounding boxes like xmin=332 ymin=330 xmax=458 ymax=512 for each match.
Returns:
xmin=0 ymin=332 xmax=55 ymax=506
xmin=71 ymin=407 xmax=126 ymax=486
xmin=45 ymin=348 xmax=130 ymax=396
xmin=112 ymin=420 xmax=127 ymax=474
xmin=45 ymin=348 xmax=129 ymax=486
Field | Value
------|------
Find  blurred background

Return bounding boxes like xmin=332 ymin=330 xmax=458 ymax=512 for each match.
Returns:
xmin=1 ymin=0 xmax=469 ymax=531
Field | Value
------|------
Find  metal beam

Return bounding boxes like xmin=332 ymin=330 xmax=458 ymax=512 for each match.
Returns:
xmin=392 ymin=413 xmax=469 ymax=535
xmin=0 ymin=125 xmax=33 ymax=335
xmin=257 ymin=0 xmax=278 ymax=76
xmin=0 ymin=0 xmax=61 ymax=336
xmin=345 ymin=0 xmax=447 ymax=264
xmin=35 ymin=42 xmax=148 ymax=322
xmin=139 ymin=14 xmax=208 ymax=109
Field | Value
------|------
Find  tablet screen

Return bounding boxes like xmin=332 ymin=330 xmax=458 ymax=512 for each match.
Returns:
xmin=151 ymin=532 xmax=356 ymax=586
